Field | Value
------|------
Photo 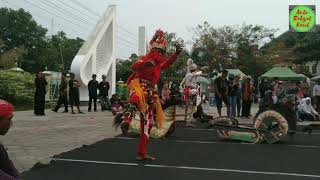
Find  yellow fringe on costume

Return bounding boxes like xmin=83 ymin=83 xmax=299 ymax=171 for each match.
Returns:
xmin=128 ymin=79 xmax=147 ymax=112
xmin=128 ymin=79 xmax=164 ymax=128
xmin=156 ymin=97 xmax=164 ymax=128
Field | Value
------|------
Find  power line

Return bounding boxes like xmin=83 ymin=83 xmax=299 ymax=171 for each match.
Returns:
xmin=116 ymin=35 xmax=137 ymax=46
xmin=68 ymin=0 xmax=100 ymax=18
xmin=65 ymin=0 xmax=139 ymax=42
xmin=5 ymin=0 xmax=138 ymax=52
xmin=117 ymin=40 xmax=137 ymax=49
xmin=116 ymin=30 xmax=138 ymax=42
xmin=117 ymin=24 xmax=138 ymax=40
xmin=20 ymin=0 xmax=92 ymax=32
xmin=117 ymin=42 xmax=136 ymax=50
xmin=55 ymin=0 xmax=98 ymax=22
xmin=41 ymin=1 xmax=138 ymax=44
xmin=1 ymin=0 xmax=87 ymax=38
xmin=37 ymin=0 xmax=96 ymax=27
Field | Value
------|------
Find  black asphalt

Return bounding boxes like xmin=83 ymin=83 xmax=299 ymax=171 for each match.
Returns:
xmin=22 ymin=122 xmax=320 ymax=180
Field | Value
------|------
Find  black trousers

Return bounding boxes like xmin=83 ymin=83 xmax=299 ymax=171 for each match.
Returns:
xmin=241 ymin=100 xmax=252 ymax=117
xmin=88 ymin=96 xmax=97 ymax=111
xmin=236 ymin=95 xmax=241 ymax=116
xmin=34 ymin=93 xmax=45 ymax=115
xmin=54 ymin=95 xmax=68 ymax=112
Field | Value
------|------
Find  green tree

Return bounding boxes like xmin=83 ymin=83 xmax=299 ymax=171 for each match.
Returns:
xmin=129 ymin=53 xmax=139 ymax=61
xmin=116 ymin=60 xmax=133 ymax=82
xmin=0 ymin=8 xmax=84 ymax=73
xmin=0 ymin=39 xmax=26 ymax=69
xmin=192 ymin=22 xmax=276 ymax=78
xmin=48 ymin=31 xmax=84 ymax=72
xmin=294 ymin=27 xmax=320 ymax=64
xmin=0 ymin=8 xmax=47 ymax=72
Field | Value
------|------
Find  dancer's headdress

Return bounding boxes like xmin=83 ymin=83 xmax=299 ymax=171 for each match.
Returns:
xmin=151 ymin=29 xmax=168 ymax=51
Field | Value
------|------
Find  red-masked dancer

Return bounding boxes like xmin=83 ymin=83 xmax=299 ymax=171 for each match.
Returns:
xmin=113 ymin=30 xmax=182 ymax=161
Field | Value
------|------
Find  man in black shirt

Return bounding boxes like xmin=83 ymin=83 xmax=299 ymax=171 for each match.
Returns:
xmin=214 ymin=70 xmax=229 ymax=117
xmin=98 ymin=75 xmax=110 ymax=111
xmin=53 ymin=73 xmax=68 ymax=113
xmin=69 ymin=73 xmax=83 ymax=114
xmin=34 ymin=72 xmax=47 ymax=116
xmin=227 ymin=74 xmax=239 ymax=117
xmin=88 ymin=74 xmax=99 ymax=112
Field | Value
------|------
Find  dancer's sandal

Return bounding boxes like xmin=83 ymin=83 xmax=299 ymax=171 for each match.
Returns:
xmin=136 ymin=155 xmax=156 ymax=161
xmin=144 ymin=155 xmax=156 ymax=160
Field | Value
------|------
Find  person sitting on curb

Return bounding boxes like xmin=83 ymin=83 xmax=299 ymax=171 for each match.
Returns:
xmin=0 ymin=100 xmax=21 ymax=180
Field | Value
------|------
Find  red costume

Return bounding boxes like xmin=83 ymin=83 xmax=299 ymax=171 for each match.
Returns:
xmin=124 ymin=30 xmax=181 ymax=160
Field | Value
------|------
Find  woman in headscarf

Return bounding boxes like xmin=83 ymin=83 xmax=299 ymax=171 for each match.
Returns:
xmin=298 ymin=97 xmax=320 ymax=121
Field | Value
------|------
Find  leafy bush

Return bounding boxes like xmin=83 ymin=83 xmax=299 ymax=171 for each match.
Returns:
xmin=0 ymin=71 xmax=35 ymax=107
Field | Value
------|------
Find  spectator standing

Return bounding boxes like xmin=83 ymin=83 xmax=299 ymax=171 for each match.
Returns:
xmin=313 ymin=79 xmax=320 ymax=111
xmin=235 ymin=75 xmax=242 ymax=117
xmin=259 ymin=78 xmax=269 ymax=98
xmin=34 ymin=72 xmax=47 ymax=116
xmin=214 ymin=70 xmax=229 ymax=117
xmin=227 ymin=74 xmax=238 ymax=117
xmin=98 ymin=75 xmax=111 ymax=111
xmin=69 ymin=73 xmax=83 ymax=114
xmin=271 ymin=77 xmax=279 ymax=104
xmin=53 ymin=73 xmax=68 ymax=113
xmin=0 ymin=100 xmax=21 ymax=180
xmin=88 ymin=74 xmax=99 ymax=112
xmin=241 ymin=76 xmax=254 ymax=118
xmin=161 ymin=82 xmax=171 ymax=102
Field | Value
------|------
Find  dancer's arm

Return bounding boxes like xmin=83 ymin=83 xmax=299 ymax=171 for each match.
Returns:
xmin=161 ymin=44 xmax=182 ymax=69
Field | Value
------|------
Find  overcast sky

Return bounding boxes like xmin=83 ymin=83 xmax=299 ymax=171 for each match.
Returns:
xmin=1 ymin=0 xmax=319 ymax=59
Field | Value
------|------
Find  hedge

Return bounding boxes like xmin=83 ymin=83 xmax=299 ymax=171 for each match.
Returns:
xmin=0 ymin=71 xmax=35 ymax=107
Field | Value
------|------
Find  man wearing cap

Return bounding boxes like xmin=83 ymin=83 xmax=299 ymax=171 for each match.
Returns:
xmin=98 ymin=75 xmax=110 ymax=111
xmin=180 ymin=59 xmax=202 ymax=127
xmin=88 ymin=74 xmax=99 ymax=112
xmin=0 ymin=100 xmax=20 ymax=180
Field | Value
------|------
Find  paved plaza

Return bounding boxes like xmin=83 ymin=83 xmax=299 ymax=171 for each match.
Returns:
xmin=1 ymin=104 xmax=258 ymax=172
xmin=2 ymin=104 xmax=320 ymax=180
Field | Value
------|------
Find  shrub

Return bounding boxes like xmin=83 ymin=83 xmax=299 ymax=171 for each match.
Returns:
xmin=0 ymin=71 xmax=35 ymax=107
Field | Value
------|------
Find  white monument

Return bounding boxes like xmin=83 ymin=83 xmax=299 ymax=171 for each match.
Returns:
xmin=138 ymin=26 xmax=148 ymax=56
xmin=71 ymin=5 xmax=116 ymax=101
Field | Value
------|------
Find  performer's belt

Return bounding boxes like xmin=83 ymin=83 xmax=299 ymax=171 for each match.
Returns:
xmin=139 ymin=79 xmax=153 ymax=87
xmin=185 ymin=86 xmax=197 ymax=89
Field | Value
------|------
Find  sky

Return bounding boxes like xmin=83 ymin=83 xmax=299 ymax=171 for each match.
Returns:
xmin=1 ymin=0 xmax=320 ymax=59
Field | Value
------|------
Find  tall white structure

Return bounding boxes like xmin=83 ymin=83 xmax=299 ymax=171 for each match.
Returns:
xmin=71 ymin=5 xmax=116 ymax=101
xmin=138 ymin=26 xmax=148 ymax=56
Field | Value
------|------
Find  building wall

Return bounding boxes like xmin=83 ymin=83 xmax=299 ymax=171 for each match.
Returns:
xmin=306 ymin=61 xmax=320 ymax=75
